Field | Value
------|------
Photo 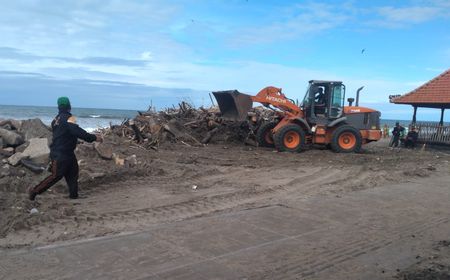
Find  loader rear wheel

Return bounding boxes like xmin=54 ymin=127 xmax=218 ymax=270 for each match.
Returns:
xmin=256 ymin=122 xmax=277 ymax=147
xmin=331 ymin=125 xmax=362 ymax=153
xmin=274 ymin=124 xmax=305 ymax=153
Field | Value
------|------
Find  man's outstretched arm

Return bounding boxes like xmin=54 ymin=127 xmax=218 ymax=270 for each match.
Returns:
xmin=67 ymin=122 xmax=101 ymax=143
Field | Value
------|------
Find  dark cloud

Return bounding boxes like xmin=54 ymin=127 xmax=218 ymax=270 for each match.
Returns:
xmin=0 ymin=70 xmax=49 ymax=78
xmin=41 ymin=67 xmax=134 ymax=80
xmin=0 ymin=47 xmax=40 ymax=61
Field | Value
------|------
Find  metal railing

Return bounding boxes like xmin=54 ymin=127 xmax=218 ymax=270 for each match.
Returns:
xmin=415 ymin=122 xmax=450 ymax=145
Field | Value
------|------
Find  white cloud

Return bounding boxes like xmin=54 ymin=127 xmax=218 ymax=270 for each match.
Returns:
xmin=425 ymin=67 xmax=446 ymax=72
xmin=140 ymin=51 xmax=153 ymax=61
xmin=380 ymin=6 xmax=439 ymax=23
xmin=229 ymin=2 xmax=349 ymax=46
xmin=369 ymin=3 xmax=450 ymax=28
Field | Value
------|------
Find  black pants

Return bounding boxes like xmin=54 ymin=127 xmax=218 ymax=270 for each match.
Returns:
xmin=404 ymin=139 xmax=416 ymax=148
xmin=31 ymin=157 xmax=79 ymax=198
xmin=391 ymin=136 xmax=400 ymax=147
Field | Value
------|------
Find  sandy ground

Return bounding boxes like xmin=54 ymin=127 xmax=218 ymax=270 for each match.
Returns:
xmin=1 ymin=138 xmax=450 ymax=278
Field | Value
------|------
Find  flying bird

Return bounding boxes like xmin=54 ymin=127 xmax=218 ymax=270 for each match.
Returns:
xmin=361 ymin=48 xmax=365 ymax=54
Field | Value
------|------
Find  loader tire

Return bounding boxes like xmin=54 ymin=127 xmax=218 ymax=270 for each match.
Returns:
xmin=256 ymin=122 xmax=277 ymax=147
xmin=331 ymin=125 xmax=362 ymax=153
xmin=274 ymin=124 xmax=305 ymax=153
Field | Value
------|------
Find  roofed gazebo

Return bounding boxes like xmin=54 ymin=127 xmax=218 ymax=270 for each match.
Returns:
xmin=391 ymin=68 xmax=450 ymax=145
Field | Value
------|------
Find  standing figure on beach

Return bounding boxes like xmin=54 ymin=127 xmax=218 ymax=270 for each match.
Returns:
xmin=28 ymin=97 xmax=102 ymax=201
xmin=383 ymin=124 xmax=389 ymax=138
xmin=390 ymin=122 xmax=405 ymax=147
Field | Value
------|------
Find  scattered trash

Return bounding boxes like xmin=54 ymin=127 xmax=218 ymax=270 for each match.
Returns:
xmin=30 ymin=208 xmax=39 ymax=214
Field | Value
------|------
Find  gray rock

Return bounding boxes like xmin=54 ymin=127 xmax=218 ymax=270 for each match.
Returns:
xmin=7 ymin=138 xmax=50 ymax=166
xmin=0 ymin=128 xmax=24 ymax=147
xmin=15 ymin=142 xmax=29 ymax=153
xmin=0 ymin=147 xmax=14 ymax=157
xmin=22 ymin=138 xmax=50 ymax=165
xmin=1 ymin=124 xmax=12 ymax=130
xmin=94 ymin=143 xmax=113 ymax=160
xmin=125 ymin=155 xmax=138 ymax=167
xmin=0 ymin=119 xmax=22 ymax=130
xmin=19 ymin=119 xmax=52 ymax=141
xmin=0 ymin=137 xmax=3 ymax=148
xmin=0 ymin=165 xmax=11 ymax=178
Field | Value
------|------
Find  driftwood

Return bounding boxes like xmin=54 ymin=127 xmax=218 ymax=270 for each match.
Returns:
xmin=104 ymin=101 xmax=277 ymax=149
xmin=201 ymin=127 xmax=219 ymax=144
xmin=130 ymin=121 xmax=144 ymax=143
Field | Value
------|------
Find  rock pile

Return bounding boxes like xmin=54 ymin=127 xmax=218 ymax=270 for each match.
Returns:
xmin=0 ymin=119 xmax=52 ymax=175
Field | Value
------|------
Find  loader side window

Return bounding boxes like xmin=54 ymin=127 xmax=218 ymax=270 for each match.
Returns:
xmin=330 ymin=85 xmax=345 ymax=118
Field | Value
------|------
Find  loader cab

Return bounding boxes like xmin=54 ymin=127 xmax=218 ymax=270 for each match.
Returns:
xmin=301 ymin=80 xmax=345 ymax=124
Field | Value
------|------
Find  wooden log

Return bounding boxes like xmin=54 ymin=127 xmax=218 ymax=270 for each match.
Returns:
xmin=201 ymin=127 xmax=219 ymax=144
xmin=184 ymin=120 xmax=201 ymax=126
xmin=130 ymin=122 xmax=144 ymax=143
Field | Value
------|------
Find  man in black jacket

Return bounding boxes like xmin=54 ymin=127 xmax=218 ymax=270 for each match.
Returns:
xmin=390 ymin=122 xmax=405 ymax=147
xmin=28 ymin=97 xmax=102 ymax=201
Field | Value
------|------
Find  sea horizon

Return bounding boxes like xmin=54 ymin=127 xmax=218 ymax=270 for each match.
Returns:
xmin=1 ymin=104 xmax=447 ymax=131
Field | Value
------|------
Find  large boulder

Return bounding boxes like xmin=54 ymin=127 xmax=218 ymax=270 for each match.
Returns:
xmin=94 ymin=143 xmax=113 ymax=160
xmin=19 ymin=119 xmax=52 ymax=141
xmin=22 ymin=138 xmax=50 ymax=165
xmin=8 ymin=138 xmax=50 ymax=166
xmin=0 ymin=119 xmax=23 ymax=130
xmin=0 ymin=128 xmax=24 ymax=147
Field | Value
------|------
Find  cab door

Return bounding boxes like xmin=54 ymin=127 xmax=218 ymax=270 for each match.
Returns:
xmin=329 ymin=84 xmax=345 ymax=119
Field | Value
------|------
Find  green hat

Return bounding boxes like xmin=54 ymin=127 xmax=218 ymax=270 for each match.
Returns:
xmin=57 ymin=97 xmax=71 ymax=108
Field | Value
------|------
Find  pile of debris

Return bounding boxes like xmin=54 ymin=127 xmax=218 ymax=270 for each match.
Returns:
xmin=0 ymin=103 xmax=275 ymax=176
xmin=102 ymin=102 xmax=276 ymax=149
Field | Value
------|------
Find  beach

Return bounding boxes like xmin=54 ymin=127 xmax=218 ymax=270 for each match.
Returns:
xmin=1 ymin=129 xmax=450 ymax=278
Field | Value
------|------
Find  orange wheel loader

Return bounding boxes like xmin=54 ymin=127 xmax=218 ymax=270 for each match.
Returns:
xmin=213 ymin=80 xmax=381 ymax=153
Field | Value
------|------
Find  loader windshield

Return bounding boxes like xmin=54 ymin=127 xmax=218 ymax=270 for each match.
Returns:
xmin=329 ymin=84 xmax=345 ymax=118
xmin=301 ymin=84 xmax=312 ymax=108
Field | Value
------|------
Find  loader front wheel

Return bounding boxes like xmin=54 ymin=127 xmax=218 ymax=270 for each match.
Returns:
xmin=274 ymin=124 xmax=305 ymax=153
xmin=331 ymin=125 xmax=362 ymax=153
xmin=256 ymin=122 xmax=277 ymax=147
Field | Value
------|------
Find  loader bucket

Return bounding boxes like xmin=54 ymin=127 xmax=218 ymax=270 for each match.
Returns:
xmin=212 ymin=90 xmax=253 ymax=121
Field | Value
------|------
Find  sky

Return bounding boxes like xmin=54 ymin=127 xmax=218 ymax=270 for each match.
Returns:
xmin=0 ymin=0 xmax=449 ymax=120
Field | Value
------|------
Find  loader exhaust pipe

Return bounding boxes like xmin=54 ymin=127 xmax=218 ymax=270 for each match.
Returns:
xmin=355 ymin=86 xmax=364 ymax=107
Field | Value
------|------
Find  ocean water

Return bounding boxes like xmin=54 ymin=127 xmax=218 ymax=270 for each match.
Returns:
xmin=1 ymin=104 xmax=440 ymax=133
xmin=0 ymin=105 xmax=137 ymax=132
